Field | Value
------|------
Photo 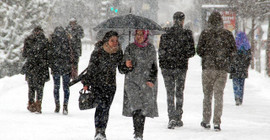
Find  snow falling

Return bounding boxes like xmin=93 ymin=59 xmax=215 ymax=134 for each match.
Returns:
xmin=0 ymin=0 xmax=270 ymax=140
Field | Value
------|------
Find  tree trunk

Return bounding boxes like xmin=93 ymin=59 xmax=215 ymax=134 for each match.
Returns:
xmin=267 ymin=15 xmax=270 ymax=76
xmin=251 ymin=17 xmax=255 ymax=69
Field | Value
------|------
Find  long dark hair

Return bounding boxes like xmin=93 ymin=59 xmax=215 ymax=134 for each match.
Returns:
xmin=95 ymin=31 xmax=119 ymax=47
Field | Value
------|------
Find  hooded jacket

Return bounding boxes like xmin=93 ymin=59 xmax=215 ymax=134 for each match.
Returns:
xmin=22 ymin=31 xmax=50 ymax=83
xmin=48 ymin=26 xmax=72 ymax=75
xmin=196 ymin=12 xmax=237 ymax=72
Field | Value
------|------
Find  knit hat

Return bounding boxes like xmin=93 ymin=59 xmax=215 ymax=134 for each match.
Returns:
xmin=173 ymin=11 xmax=185 ymax=21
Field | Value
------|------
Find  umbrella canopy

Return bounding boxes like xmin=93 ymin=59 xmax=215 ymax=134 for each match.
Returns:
xmin=93 ymin=13 xmax=164 ymax=35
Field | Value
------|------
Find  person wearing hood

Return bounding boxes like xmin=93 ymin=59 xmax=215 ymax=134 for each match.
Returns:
xmin=196 ymin=12 xmax=237 ymax=131
xmin=158 ymin=11 xmax=195 ymax=129
xmin=22 ymin=26 xmax=50 ymax=114
xmin=48 ymin=26 xmax=72 ymax=115
xmin=82 ymin=31 xmax=123 ymax=140
xmin=65 ymin=18 xmax=84 ymax=79
xmin=230 ymin=31 xmax=252 ymax=106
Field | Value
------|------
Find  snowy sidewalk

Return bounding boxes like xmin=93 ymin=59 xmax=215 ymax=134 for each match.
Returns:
xmin=1 ymin=47 xmax=270 ymax=140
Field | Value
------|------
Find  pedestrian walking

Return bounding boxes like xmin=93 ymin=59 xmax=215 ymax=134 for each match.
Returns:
xmin=48 ymin=26 xmax=72 ymax=114
xmin=158 ymin=11 xmax=195 ymax=129
xmin=196 ymin=11 xmax=237 ymax=131
xmin=22 ymin=26 xmax=50 ymax=114
xmin=121 ymin=29 xmax=158 ymax=140
xmin=82 ymin=31 xmax=123 ymax=140
xmin=65 ymin=18 xmax=84 ymax=79
xmin=230 ymin=31 xmax=252 ymax=106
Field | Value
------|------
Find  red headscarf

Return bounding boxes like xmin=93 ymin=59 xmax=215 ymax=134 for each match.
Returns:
xmin=134 ymin=30 xmax=149 ymax=48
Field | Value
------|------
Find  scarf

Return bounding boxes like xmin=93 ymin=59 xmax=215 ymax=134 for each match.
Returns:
xmin=134 ymin=30 xmax=149 ymax=48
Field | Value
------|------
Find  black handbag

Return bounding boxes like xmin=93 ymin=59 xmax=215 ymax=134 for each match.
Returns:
xmin=78 ymin=87 xmax=97 ymax=110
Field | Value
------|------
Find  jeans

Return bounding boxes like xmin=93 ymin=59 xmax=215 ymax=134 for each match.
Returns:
xmin=53 ymin=74 xmax=71 ymax=105
xmin=161 ymin=68 xmax=187 ymax=121
xmin=232 ymin=78 xmax=245 ymax=102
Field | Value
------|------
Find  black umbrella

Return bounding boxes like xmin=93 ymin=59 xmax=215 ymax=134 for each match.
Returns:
xmin=93 ymin=13 xmax=164 ymax=43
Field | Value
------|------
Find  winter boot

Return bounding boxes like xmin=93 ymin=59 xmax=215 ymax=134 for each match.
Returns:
xmin=55 ymin=104 xmax=60 ymax=113
xmin=27 ymin=101 xmax=36 ymax=112
xmin=167 ymin=120 xmax=176 ymax=129
xmin=133 ymin=112 xmax=144 ymax=139
xmin=214 ymin=124 xmax=221 ymax=131
xmin=63 ymin=104 xmax=68 ymax=115
xmin=175 ymin=116 xmax=184 ymax=127
xmin=235 ymin=98 xmax=241 ymax=106
xmin=201 ymin=122 xmax=210 ymax=129
xmin=176 ymin=120 xmax=183 ymax=127
xmin=134 ymin=130 xmax=143 ymax=140
xmin=95 ymin=128 xmax=106 ymax=140
xmin=134 ymin=137 xmax=143 ymax=140
xmin=35 ymin=100 xmax=42 ymax=114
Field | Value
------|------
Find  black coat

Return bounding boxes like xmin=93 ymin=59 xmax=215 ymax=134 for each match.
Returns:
xmin=48 ymin=32 xmax=72 ymax=75
xmin=158 ymin=25 xmax=195 ymax=69
xmin=230 ymin=50 xmax=251 ymax=79
xmin=82 ymin=44 xmax=123 ymax=87
xmin=65 ymin=24 xmax=84 ymax=59
xmin=22 ymin=33 xmax=50 ymax=83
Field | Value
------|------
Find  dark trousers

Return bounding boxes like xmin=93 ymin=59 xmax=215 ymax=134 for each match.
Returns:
xmin=94 ymin=85 xmax=116 ymax=130
xmin=161 ymin=68 xmax=187 ymax=121
xmin=232 ymin=78 xmax=245 ymax=102
xmin=133 ymin=110 xmax=146 ymax=138
xmin=28 ymin=80 xmax=45 ymax=103
xmin=53 ymin=74 xmax=71 ymax=105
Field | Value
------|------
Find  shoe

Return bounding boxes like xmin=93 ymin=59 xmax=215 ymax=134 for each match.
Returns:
xmin=235 ymin=98 xmax=241 ymax=106
xmin=55 ymin=104 xmax=60 ymax=113
xmin=27 ymin=101 xmax=36 ymax=112
xmin=214 ymin=124 xmax=221 ymax=131
xmin=134 ymin=131 xmax=143 ymax=140
xmin=168 ymin=120 xmax=176 ymax=129
xmin=63 ymin=104 xmax=68 ymax=115
xmin=134 ymin=137 xmax=143 ymax=140
xmin=35 ymin=100 xmax=42 ymax=114
xmin=94 ymin=133 xmax=107 ymax=140
xmin=175 ymin=120 xmax=183 ymax=127
xmin=201 ymin=122 xmax=210 ymax=129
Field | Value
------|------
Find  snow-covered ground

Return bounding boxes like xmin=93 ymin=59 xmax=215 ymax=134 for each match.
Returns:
xmin=1 ymin=45 xmax=270 ymax=140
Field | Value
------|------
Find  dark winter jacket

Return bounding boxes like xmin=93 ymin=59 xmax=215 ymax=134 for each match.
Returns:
xmin=158 ymin=24 xmax=195 ymax=69
xmin=82 ymin=44 xmax=123 ymax=87
xmin=230 ymin=49 xmax=251 ymax=79
xmin=48 ymin=27 xmax=72 ymax=75
xmin=65 ymin=24 xmax=84 ymax=60
xmin=196 ymin=12 xmax=237 ymax=72
xmin=22 ymin=33 xmax=50 ymax=83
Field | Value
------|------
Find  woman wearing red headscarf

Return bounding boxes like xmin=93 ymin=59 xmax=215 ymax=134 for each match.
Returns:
xmin=120 ymin=30 xmax=158 ymax=140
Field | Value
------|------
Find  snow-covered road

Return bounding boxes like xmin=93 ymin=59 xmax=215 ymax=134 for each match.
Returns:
xmin=1 ymin=46 xmax=270 ymax=140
